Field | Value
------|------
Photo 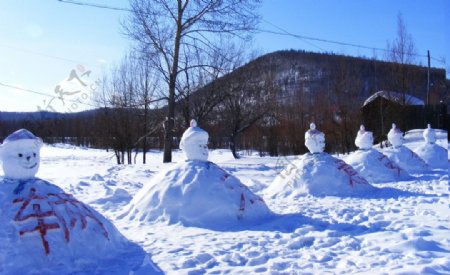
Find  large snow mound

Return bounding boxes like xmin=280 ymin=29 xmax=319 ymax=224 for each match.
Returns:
xmin=344 ymin=148 xmax=411 ymax=183
xmin=0 ymin=177 xmax=161 ymax=275
xmin=265 ymin=153 xmax=377 ymax=198
xmin=121 ymin=160 xmax=273 ymax=229
xmin=414 ymin=143 xmax=448 ymax=169
xmin=383 ymin=145 xmax=429 ymax=174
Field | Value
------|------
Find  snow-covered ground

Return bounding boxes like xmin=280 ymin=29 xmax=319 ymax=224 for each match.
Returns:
xmin=12 ymin=129 xmax=450 ymax=274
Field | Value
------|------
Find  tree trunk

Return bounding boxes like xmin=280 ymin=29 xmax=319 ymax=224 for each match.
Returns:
xmin=163 ymin=1 xmax=183 ymax=163
xmin=229 ymin=135 xmax=240 ymax=159
xmin=143 ymin=138 xmax=147 ymax=164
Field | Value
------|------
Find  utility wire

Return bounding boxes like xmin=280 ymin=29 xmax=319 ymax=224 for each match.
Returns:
xmin=0 ymin=82 xmax=98 ymax=108
xmin=57 ymin=0 xmax=446 ymax=66
xmin=58 ymin=0 xmax=133 ymax=12
xmin=258 ymin=24 xmax=445 ymax=64
xmin=0 ymin=43 xmax=102 ymax=70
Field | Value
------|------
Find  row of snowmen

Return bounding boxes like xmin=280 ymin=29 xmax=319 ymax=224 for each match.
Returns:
xmin=0 ymin=121 xmax=446 ymax=274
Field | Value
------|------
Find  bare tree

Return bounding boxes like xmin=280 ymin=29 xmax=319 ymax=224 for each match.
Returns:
xmin=386 ymin=12 xmax=417 ymax=105
xmin=123 ymin=0 xmax=261 ymax=163
xmin=178 ymin=41 xmax=245 ymax=127
xmin=216 ymin=66 xmax=277 ymax=159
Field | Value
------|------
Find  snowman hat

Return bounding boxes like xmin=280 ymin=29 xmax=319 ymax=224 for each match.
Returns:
xmin=391 ymin=123 xmax=402 ymax=134
xmin=305 ymin=123 xmax=323 ymax=138
xmin=179 ymin=120 xmax=209 ymax=150
xmin=0 ymin=129 xmax=43 ymax=155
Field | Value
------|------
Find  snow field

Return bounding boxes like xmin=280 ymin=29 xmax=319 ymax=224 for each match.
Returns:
xmin=3 ymin=128 xmax=447 ymax=274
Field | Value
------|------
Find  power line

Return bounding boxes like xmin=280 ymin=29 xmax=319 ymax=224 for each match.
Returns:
xmin=57 ymin=0 xmax=133 ymax=12
xmin=258 ymin=21 xmax=446 ymax=65
xmin=57 ymin=0 xmax=446 ymax=66
xmin=0 ymin=82 xmax=98 ymax=109
xmin=0 ymin=43 xmax=102 ymax=70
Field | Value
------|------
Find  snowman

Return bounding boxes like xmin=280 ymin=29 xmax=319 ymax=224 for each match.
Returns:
xmin=355 ymin=125 xmax=373 ymax=150
xmin=121 ymin=120 xmax=272 ymax=229
xmin=413 ymin=124 xmax=447 ymax=169
xmin=179 ymin=119 xmax=209 ymax=161
xmin=344 ymin=125 xmax=410 ymax=183
xmin=0 ymin=129 xmax=161 ymax=274
xmin=383 ymin=123 xmax=428 ymax=174
xmin=265 ymin=123 xmax=376 ymax=198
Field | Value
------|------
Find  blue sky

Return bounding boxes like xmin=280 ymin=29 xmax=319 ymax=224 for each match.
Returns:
xmin=0 ymin=0 xmax=448 ymax=112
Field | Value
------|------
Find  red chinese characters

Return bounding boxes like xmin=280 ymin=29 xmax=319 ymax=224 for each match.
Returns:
xmin=13 ymin=187 xmax=109 ymax=255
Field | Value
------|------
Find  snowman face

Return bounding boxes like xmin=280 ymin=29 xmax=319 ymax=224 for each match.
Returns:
xmin=184 ymin=143 xmax=209 ymax=161
xmin=1 ymin=146 xmax=40 ymax=180
xmin=305 ymin=135 xmax=325 ymax=153
xmin=388 ymin=133 xmax=403 ymax=148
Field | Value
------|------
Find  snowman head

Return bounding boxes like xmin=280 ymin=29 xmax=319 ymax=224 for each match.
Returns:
xmin=355 ymin=124 xmax=373 ymax=150
xmin=387 ymin=123 xmax=403 ymax=148
xmin=305 ymin=123 xmax=325 ymax=153
xmin=0 ymin=129 xmax=43 ymax=180
xmin=179 ymin=120 xmax=209 ymax=161
xmin=423 ymin=124 xmax=436 ymax=144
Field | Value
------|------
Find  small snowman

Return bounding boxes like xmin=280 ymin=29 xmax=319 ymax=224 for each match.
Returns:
xmin=304 ymin=123 xmax=325 ymax=153
xmin=384 ymin=123 xmax=428 ymax=174
xmin=355 ymin=125 xmax=374 ymax=150
xmin=423 ymin=124 xmax=436 ymax=144
xmin=266 ymin=123 xmax=375 ymax=198
xmin=0 ymin=129 xmax=42 ymax=181
xmin=179 ymin=119 xmax=209 ymax=161
xmin=387 ymin=123 xmax=403 ymax=148
xmin=344 ymin=125 xmax=410 ymax=183
xmin=0 ymin=129 xmax=161 ymax=274
xmin=414 ymin=124 xmax=447 ymax=169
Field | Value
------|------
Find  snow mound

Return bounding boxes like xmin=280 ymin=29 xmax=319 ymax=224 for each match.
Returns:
xmin=0 ymin=177 xmax=161 ymax=274
xmin=121 ymin=160 xmax=273 ymax=229
xmin=265 ymin=153 xmax=377 ymax=198
xmin=383 ymin=145 xmax=429 ymax=174
xmin=414 ymin=143 xmax=448 ymax=169
xmin=345 ymin=149 xmax=411 ymax=183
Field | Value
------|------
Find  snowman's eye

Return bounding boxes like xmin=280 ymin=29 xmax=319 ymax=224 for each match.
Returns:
xmin=18 ymin=153 xmax=23 ymax=158
xmin=33 ymin=153 xmax=36 ymax=157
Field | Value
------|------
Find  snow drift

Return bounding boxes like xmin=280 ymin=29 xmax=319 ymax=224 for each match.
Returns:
xmin=345 ymin=125 xmax=411 ymax=182
xmin=121 ymin=121 xmax=272 ymax=229
xmin=121 ymin=160 xmax=272 ymax=229
xmin=412 ymin=125 xmax=448 ymax=169
xmin=0 ymin=178 xmax=161 ymax=274
xmin=345 ymin=149 xmax=411 ymax=183
xmin=266 ymin=124 xmax=376 ymax=198
xmin=265 ymin=153 xmax=377 ymax=198
xmin=383 ymin=123 xmax=429 ymax=174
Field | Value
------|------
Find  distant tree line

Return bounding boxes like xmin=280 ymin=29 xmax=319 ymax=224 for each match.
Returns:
xmin=1 ymin=48 xmax=446 ymax=164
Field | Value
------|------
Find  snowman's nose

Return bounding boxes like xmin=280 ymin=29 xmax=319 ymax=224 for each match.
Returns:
xmin=26 ymin=156 xmax=31 ymax=161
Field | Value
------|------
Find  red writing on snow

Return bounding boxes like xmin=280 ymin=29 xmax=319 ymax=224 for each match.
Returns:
xmin=239 ymin=193 xmax=245 ymax=212
xmin=377 ymin=155 xmax=401 ymax=176
xmin=335 ymin=159 xmax=369 ymax=187
xmin=13 ymin=187 xmax=109 ymax=255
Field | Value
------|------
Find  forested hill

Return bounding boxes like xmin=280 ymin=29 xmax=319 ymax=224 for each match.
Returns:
xmin=224 ymin=50 xmax=446 ymax=105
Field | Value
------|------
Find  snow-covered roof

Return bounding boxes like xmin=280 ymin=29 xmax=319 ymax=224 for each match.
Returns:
xmin=362 ymin=91 xmax=424 ymax=107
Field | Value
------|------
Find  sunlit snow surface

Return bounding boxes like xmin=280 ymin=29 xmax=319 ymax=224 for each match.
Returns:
xmin=6 ymin=129 xmax=448 ymax=274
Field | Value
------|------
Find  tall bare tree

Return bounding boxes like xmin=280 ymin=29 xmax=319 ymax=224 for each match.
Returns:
xmin=124 ymin=0 xmax=261 ymax=163
xmin=386 ymin=12 xmax=417 ymax=105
